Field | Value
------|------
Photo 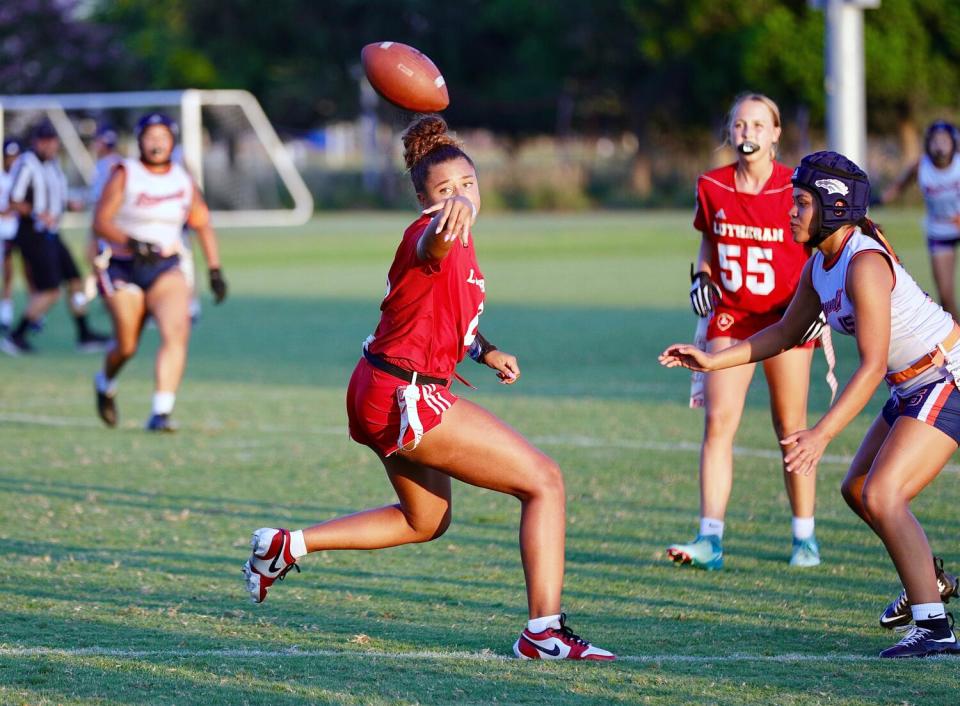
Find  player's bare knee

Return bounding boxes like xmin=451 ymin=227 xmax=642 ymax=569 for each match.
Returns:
xmin=840 ymin=476 xmax=863 ymax=512
xmin=407 ymin=506 xmax=452 ymax=543
xmin=703 ymin=411 xmax=739 ymax=441
xmin=862 ymin=484 xmax=905 ymax=523
xmin=529 ymin=457 xmax=565 ymax=502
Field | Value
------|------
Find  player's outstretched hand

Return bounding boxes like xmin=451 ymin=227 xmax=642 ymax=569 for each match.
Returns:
xmin=484 ymin=349 xmax=520 ymax=385
xmin=658 ymin=344 xmax=713 ymax=372
xmin=209 ymin=268 xmax=228 ymax=304
xmin=423 ymin=195 xmax=476 ymax=247
xmin=780 ymin=427 xmax=830 ymax=476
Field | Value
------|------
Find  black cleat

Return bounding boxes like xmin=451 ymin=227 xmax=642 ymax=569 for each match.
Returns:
xmin=76 ymin=331 xmax=112 ymax=354
xmin=145 ymin=413 xmax=177 ymax=433
xmin=95 ymin=382 xmax=117 ymax=428
xmin=880 ymin=556 xmax=960 ymax=629
xmin=880 ymin=615 xmax=960 ymax=659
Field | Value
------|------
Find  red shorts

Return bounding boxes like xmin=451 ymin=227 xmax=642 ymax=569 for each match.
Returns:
xmin=707 ymin=306 xmax=816 ymax=349
xmin=345 ymin=358 xmax=459 ymax=457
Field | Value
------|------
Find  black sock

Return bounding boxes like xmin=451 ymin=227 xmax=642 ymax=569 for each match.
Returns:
xmin=916 ymin=617 xmax=951 ymax=638
xmin=11 ymin=316 xmax=31 ymax=339
xmin=74 ymin=313 xmax=90 ymax=339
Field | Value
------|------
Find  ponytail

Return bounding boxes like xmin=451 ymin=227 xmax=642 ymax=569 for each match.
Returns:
xmin=857 ymin=217 xmax=899 ymax=263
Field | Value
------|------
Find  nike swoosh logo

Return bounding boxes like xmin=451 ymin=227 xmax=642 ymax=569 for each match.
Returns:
xmin=522 ymin=636 xmax=561 ymax=657
xmin=268 ymin=541 xmax=287 ymax=573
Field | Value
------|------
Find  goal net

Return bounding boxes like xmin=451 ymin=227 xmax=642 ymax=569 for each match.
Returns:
xmin=0 ymin=89 xmax=313 ymax=228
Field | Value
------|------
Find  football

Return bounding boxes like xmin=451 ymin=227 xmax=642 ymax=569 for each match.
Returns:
xmin=360 ymin=41 xmax=449 ymax=113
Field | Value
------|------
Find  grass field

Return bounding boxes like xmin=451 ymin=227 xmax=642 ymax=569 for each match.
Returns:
xmin=1 ymin=208 xmax=958 ymax=705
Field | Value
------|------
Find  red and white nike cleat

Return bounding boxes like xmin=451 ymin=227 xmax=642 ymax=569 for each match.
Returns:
xmin=513 ymin=613 xmax=616 ymax=661
xmin=242 ymin=527 xmax=300 ymax=603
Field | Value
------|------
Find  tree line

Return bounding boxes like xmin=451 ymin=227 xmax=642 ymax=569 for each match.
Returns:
xmin=1 ymin=0 xmax=958 ymax=148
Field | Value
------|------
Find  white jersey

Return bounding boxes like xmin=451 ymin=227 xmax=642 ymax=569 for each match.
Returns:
xmin=0 ymin=168 xmax=17 ymax=240
xmin=8 ymin=151 xmax=68 ymax=233
xmin=918 ymin=153 xmax=960 ymax=240
xmin=114 ymin=158 xmax=193 ymax=255
xmin=812 ymin=228 xmax=957 ymax=394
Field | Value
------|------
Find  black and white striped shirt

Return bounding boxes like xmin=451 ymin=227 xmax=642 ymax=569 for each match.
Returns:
xmin=8 ymin=151 xmax=68 ymax=232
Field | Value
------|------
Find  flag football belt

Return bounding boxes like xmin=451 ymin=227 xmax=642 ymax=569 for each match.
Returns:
xmin=885 ymin=323 xmax=960 ymax=386
xmin=363 ymin=348 xmax=449 ymax=387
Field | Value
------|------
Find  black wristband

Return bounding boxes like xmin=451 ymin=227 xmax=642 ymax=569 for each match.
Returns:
xmin=469 ymin=332 xmax=498 ymax=363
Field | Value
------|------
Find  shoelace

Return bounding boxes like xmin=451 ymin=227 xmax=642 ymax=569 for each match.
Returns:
xmin=892 ymin=625 xmax=932 ymax=647
xmin=553 ymin=613 xmax=590 ymax=647
xmin=276 ymin=563 xmax=300 ymax=582
xmin=890 ymin=590 xmax=909 ymax=616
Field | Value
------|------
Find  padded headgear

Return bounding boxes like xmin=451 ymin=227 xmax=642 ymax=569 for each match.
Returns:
xmin=3 ymin=138 xmax=22 ymax=157
xmin=31 ymin=120 xmax=57 ymax=140
xmin=792 ymin=151 xmax=870 ymax=246
xmin=924 ymin=120 xmax=958 ymax=160
xmin=135 ymin=112 xmax=178 ymax=141
xmin=95 ymin=124 xmax=118 ymax=148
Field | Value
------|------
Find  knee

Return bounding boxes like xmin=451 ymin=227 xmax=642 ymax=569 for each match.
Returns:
xmin=704 ymin=407 xmax=740 ymax=439
xmin=519 ymin=456 xmax=565 ymax=503
xmin=114 ymin=337 xmax=138 ymax=359
xmin=409 ymin=505 xmax=452 ymax=543
xmin=840 ymin=476 xmax=863 ymax=513
xmin=861 ymin=483 xmax=905 ymax=523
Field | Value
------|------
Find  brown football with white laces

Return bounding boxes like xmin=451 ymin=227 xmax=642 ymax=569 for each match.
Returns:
xmin=361 ymin=41 xmax=449 ymax=112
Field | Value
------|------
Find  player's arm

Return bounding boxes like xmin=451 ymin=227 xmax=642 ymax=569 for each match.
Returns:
xmin=880 ymin=160 xmax=919 ymax=204
xmin=470 ymin=332 xmax=519 ymax=384
xmin=804 ymin=253 xmax=891 ymax=437
xmin=92 ymin=166 xmax=129 ymax=245
xmin=661 ymin=259 xmax=823 ymax=371
xmin=416 ymin=195 xmax=476 ymax=261
xmin=187 ymin=185 xmax=228 ymax=304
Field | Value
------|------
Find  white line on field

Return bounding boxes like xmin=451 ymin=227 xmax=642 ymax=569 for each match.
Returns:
xmin=0 ymin=646 xmax=938 ymax=664
xmin=2 ymin=411 xmax=957 ymax=473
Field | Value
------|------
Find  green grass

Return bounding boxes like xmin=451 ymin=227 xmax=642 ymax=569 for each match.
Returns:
xmin=1 ymin=207 xmax=958 ymax=704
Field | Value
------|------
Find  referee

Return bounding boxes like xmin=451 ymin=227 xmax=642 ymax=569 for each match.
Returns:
xmin=1 ymin=120 xmax=109 ymax=355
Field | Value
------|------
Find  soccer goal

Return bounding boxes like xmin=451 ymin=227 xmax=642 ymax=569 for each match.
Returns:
xmin=0 ymin=89 xmax=314 ymax=228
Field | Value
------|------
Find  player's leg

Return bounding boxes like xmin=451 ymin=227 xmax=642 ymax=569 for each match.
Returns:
xmin=0 ymin=242 xmax=14 ymax=333
xmin=96 ymin=283 xmax=147 ymax=427
xmin=2 ymin=232 xmax=60 ymax=354
xmin=929 ymin=243 xmax=959 ymax=321
xmin=667 ymin=336 xmax=755 ymax=569
xmin=400 ymin=399 xmax=612 ymax=659
xmin=862 ymin=416 xmax=960 ymax=657
xmin=243 ymin=455 xmax=452 ymax=601
xmin=58 ymin=237 xmax=109 ymax=352
xmin=144 ymin=268 xmax=190 ymax=430
xmin=764 ymin=345 xmax=820 ymax=566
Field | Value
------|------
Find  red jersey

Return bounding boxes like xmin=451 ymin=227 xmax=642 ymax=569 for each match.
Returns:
xmin=693 ymin=162 xmax=808 ymax=314
xmin=368 ymin=215 xmax=486 ymax=379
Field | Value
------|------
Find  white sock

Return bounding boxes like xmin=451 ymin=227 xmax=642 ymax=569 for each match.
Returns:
xmin=152 ymin=391 xmax=175 ymax=415
xmin=912 ymin=602 xmax=946 ymax=622
xmin=792 ymin=516 xmax=815 ymax=540
xmin=527 ymin=614 xmax=562 ymax=633
xmin=290 ymin=529 xmax=308 ymax=559
xmin=0 ymin=299 xmax=12 ymax=326
xmin=95 ymin=371 xmax=117 ymax=397
xmin=699 ymin=517 xmax=724 ymax=539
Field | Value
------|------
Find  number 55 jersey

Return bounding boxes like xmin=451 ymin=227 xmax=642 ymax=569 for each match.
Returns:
xmin=694 ymin=161 xmax=809 ymax=340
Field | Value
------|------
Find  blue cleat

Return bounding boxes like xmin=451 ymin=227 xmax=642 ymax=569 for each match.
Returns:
xmin=880 ymin=618 xmax=960 ymax=659
xmin=789 ymin=535 xmax=821 ymax=568
xmin=666 ymin=534 xmax=723 ymax=570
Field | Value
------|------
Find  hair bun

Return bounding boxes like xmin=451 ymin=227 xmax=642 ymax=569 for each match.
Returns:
xmin=402 ymin=115 xmax=461 ymax=170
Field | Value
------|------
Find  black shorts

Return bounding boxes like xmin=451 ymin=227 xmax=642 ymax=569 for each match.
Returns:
xmin=99 ymin=254 xmax=181 ymax=294
xmin=15 ymin=221 xmax=80 ymax=291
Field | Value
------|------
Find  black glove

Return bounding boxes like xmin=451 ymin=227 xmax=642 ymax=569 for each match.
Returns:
xmin=799 ymin=311 xmax=827 ymax=344
xmin=209 ymin=268 xmax=228 ymax=304
xmin=127 ymin=237 xmax=162 ymax=266
xmin=689 ymin=264 xmax=722 ymax=318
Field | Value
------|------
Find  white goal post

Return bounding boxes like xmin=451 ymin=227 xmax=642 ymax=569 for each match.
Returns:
xmin=0 ymin=89 xmax=314 ymax=228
